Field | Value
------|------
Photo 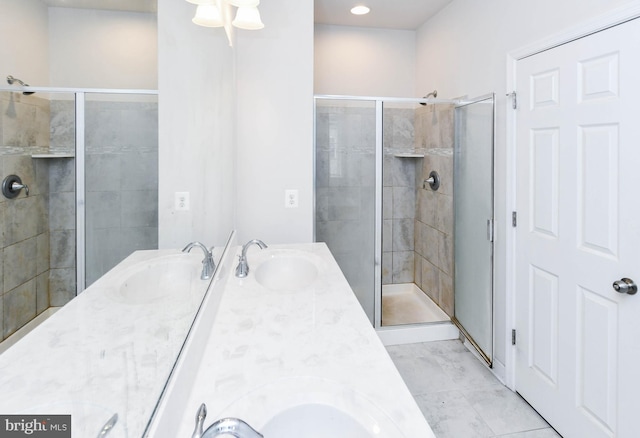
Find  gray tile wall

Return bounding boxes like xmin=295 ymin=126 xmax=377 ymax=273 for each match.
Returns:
xmin=0 ymin=93 xmax=51 ymax=341
xmin=414 ymin=104 xmax=455 ymax=316
xmin=1 ymin=95 xmax=159 ymax=341
xmin=382 ymin=107 xmax=417 ymax=285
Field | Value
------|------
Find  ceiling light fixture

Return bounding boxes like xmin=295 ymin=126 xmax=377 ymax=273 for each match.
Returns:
xmin=186 ymin=0 xmax=264 ymax=31
xmin=350 ymin=5 xmax=370 ymax=15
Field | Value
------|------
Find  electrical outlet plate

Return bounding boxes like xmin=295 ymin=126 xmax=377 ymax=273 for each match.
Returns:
xmin=285 ymin=189 xmax=298 ymax=208
xmin=175 ymin=192 xmax=190 ymax=211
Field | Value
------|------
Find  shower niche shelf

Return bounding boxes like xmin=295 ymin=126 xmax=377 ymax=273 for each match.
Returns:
xmin=31 ymin=153 xmax=75 ymax=159
xmin=393 ymin=153 xmax=424 ymax=158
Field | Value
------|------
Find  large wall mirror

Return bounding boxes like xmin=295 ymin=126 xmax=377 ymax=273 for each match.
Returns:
xmin=0 ymin=1 xmax=221 ymax=436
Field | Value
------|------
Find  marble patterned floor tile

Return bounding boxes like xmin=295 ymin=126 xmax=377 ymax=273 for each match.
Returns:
xmin=496 ymin=428 xmax=563 ymax=437
xmin=388 ymin=353 xmax=457 ymax=395
xmin=414 ymin=390 xmax=495 ymax=438
xmin=434 ymin=350 xmax=502 ymax=391
xmin=463 ymin=385 xmax=549 ymax=436
xmin=388 ymin=341 xmax=560 ymax=438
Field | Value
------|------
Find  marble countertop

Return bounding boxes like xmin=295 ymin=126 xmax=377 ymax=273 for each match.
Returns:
xmin=175 ymin=243 xmax=436 ymax=437
xmin=0 ymin=248 xmax=217 ymax=438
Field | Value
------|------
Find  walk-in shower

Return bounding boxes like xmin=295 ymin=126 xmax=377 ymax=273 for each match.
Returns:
xmin=314 ymin=94 xmax=495 ymax=363
xmin=0 ymin=86 xmax=158 ymax=347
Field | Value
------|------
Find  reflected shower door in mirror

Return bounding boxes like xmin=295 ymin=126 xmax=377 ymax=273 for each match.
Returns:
xmin=84 ymin=93 xmax=159 ymax=288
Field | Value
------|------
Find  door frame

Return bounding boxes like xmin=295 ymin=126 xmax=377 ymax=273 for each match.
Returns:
xmin=504 ymin=2 xmax=640 ymax=390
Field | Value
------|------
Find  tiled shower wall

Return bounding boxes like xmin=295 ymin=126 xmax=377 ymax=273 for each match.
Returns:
xmin=414 ymin=104 xmax=455 ymax=316
xmin=0 ymin=94 xmax=158 ymax=341
xmin=0 ymin=93 xmax=51 ymax=340
xmin=382 ymin=107 xmax=417 ymax=284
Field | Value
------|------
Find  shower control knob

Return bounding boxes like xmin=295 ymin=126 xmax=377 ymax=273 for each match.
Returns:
xmin=2 ymin=175 xmax=29 ymax=199
xmin=613 ymin=278 xmax=637 ymax=295
xmin=423 ymin=170 xmax=440 ymax=191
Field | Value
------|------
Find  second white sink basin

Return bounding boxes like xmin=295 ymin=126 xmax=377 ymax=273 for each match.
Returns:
xmin=109 ymin=254 xmax=204 ymax=304
xmin=254 ymin=252 xmax=319 ymax=291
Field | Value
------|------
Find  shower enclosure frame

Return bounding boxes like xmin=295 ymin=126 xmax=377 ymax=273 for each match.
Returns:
xmin=313 ymin=95 xmax=460 ymax=332
xmin=451 ymin=93 xmax=496 ymax=365
xmin=0 ymin=85 xmax=158 ymax=295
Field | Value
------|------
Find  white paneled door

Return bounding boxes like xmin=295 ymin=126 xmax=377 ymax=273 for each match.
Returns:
xmin=515 ymin=18 xmax=640 ymax=438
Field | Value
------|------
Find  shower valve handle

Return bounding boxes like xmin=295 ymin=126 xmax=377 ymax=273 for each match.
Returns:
xmin=2 ymin=175 xmax=29 ymax=199
xmin=11 ymin=181 xmax=29 ymax=196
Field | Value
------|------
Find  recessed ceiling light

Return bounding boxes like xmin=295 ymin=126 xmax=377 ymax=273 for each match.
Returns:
xmin=350 ymin=5 xmax=370 ymax=15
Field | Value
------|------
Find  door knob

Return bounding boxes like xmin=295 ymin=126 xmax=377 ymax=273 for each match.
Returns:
xmin=613 ymin=278 xmax=637 ymax=295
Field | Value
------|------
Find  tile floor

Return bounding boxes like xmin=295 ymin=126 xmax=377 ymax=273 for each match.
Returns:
xmin=387 ymin=340 xmax=563 ymax=438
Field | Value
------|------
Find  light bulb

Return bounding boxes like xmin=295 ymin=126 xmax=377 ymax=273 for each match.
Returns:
xmin=192 ymin=3 xmax=224 ymax=27
xmin=350 ymin=5 xmax=370 ymax=15
xmin=232 ymin=6 xmax=264 ymax=30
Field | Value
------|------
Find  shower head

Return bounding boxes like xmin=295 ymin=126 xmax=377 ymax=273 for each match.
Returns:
xmin=419 ymin=90 xmax=437 ymax=106
xmin=6 ymin=75 xmax=35 ymax=95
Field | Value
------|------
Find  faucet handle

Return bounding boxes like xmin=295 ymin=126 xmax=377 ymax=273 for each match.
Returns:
xmin=192 ymin=404 xmax=207 ymax=438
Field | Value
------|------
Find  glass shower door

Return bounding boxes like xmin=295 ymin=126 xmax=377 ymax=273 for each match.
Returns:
xmin=84 ymin=93 xmax=159 ymax=287
xmin=453 ymin=94 xmax=495 ymax=364
xmin=315 ymin=98 xmax=377 ymax=323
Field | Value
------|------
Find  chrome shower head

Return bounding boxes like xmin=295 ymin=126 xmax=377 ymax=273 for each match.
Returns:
xmin=6 ymin=75 xmax=34 ymax=95
xmin=419 ymin=90 xmax=437 ymax=106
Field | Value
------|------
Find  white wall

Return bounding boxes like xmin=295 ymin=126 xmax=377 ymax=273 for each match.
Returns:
xmin=235 ymin=0 xmax=314 ymax=244
xmin=416 ymin=0 xmax=639 ymax=377
xmin=314 ymin=24 xmax=416 ymax=97
xmin=0 ymin=0 xmax=49 ymax=87
xmin=49 ymin=7 xmax=157 ymax=89
xmin=157 ymin=0 xmax=236 ymax=248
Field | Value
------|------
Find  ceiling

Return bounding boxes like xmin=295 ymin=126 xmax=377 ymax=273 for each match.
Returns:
xmin=40 ymin=0 xmax=452 ymax=29
xmin=314 ymin=0 xmax=453 ymax=30
xmin=41 ymin=0 xmax=156 ymax=13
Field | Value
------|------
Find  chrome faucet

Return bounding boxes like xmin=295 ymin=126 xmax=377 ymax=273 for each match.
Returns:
xmin=235 ymin=239 xmax=267 ymax=278
xmin=192 ymin=403 xmax=263 ymax=438
xmin=182 ymin=241 xmax=215 ymax=280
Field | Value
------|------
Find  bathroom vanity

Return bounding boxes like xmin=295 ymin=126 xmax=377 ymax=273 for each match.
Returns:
xmin=150 ymin=242 xmax=435 ymax=437
xmin=0 ymin=237 xmax=435 ymax=437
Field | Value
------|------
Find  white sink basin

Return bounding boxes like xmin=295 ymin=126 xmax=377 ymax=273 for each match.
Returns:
xmin=109 ymin=254 xmax=204 ymax=304
xmin=262 ymin=403 xmax=374 ymax=437
xmin=216 ymin=377 xmax=405 ymax=438
xmin=254 ymin=252 xmax=319 ymax=291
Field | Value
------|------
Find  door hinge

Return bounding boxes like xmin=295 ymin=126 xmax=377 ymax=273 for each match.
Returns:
xmin=487 ymin=219 xmax=494 ymax=242
xmin=512 ymin=211 xmax=517 ymax=227
xmin=506 ymin=91 xmax=517 ymax=110
xmin=512 ymin=329 xmax=517 ymax=345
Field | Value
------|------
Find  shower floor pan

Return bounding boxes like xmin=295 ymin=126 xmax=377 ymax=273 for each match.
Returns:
xmin=382 ymin=283 xmax=449 ymax=326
